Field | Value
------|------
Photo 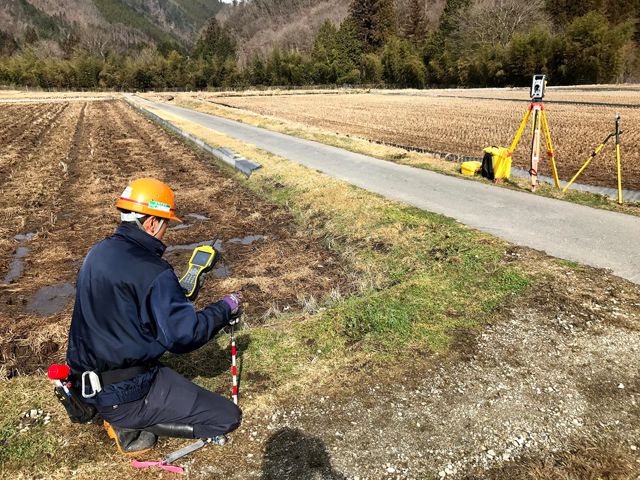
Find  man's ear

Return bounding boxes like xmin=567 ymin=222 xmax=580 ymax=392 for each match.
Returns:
xmin=142 ymin=215 xmax=157 ymax=234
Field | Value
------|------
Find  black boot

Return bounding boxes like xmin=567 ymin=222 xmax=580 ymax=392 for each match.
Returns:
xmin=143 ymin=423 xmax=195 ymax=439
xmin=104 ymin=420 xmax=158 ymax=455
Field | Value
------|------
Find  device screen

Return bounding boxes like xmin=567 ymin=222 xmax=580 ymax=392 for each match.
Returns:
xmin=192 ymin=250 xmax=213 ymax=267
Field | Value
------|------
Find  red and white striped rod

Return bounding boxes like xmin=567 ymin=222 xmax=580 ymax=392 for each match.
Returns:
xmin=231 ymin=326 xmax=237 ymax=405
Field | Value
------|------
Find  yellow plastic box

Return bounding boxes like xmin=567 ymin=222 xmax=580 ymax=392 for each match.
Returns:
xmin=461 ymin=161 xmax=482 ymax=176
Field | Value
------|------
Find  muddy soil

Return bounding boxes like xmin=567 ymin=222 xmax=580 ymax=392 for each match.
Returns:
xmin=0 ymin=100 xmax=350 ymax=377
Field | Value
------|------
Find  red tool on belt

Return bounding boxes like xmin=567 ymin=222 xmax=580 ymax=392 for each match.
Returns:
xmin=47 ymin=364 xmax=97 ymax=423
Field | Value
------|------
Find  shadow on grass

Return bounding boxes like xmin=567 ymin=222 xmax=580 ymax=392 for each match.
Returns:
xmin=160 ymin=333 xmax=252 ymax=393
xmin=261 ymin=428 xmax=345 ymax=480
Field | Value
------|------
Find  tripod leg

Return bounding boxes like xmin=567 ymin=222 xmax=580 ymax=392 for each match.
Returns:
xmin=562 ymin=134 xmax=613 ymax=193
xmin=508 ymin=106 xmax=532 ymax=155
xmin=530 ymin=110 xmax=541 ymax=192
xmin=616 ymin=116 xmax=622 ymax=204
xmin=541 ymin=109 xmax=559 ymax=187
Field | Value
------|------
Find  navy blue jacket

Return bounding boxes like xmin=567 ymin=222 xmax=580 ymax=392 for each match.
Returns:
xmin=66 ymin=223 xmax=231 ymax=406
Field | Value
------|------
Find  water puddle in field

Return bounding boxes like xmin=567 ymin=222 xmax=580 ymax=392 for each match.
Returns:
xmin=2 ymin=233 xmax=36 ymax=284
xmin=2 ymin=247 xmax=30 ymax=284
xmin=212 ymin=263 xmax=232 ymax=279
xmin=228 ymin=235 xmax=265 ymax=245
xmin=13 ymin=233 xmax=35 ymax=241
xmin=186 ymin=213 xmax=210 ymax=220
xmin=169 ymin=223 xmax=193 ymax=230
xmin=165 ymin=239 xmax=224 ymax=253
xmin=26 ymin=282 xmax=75 ymax=316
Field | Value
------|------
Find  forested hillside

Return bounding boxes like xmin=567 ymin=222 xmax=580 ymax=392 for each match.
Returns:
xmin=0 ymin=0 xmax=638 ymax=89
xmin=0 ymin=0 xmax=224 ymax=52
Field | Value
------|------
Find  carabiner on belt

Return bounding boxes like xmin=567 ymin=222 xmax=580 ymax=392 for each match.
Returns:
xmin=81 ymin=371 xmax=103 ymax=398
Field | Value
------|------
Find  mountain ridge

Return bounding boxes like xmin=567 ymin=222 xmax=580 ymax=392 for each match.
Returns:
xmin=0 ymin=0 xmax=225 ymax=51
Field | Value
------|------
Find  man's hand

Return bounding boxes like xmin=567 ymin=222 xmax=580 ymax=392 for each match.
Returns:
xmin=221 ymin=294 xmax=242 ymax=325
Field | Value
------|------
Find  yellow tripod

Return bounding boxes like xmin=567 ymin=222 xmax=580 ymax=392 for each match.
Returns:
xmin=562 ymin=114 xmax=623 ymax=204
xmin=507 ymin=102 xmax=560 ymax=192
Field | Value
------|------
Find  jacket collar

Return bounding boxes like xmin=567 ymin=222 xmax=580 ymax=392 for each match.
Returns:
xmin=113 ymin=223 xmax=167 ymax=257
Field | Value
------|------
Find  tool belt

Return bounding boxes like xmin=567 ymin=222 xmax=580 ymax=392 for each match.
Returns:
xmin=53 ymin=364 xmax=153 ymax=424
xmin=77 ymin=364 xmax=154 ymax=399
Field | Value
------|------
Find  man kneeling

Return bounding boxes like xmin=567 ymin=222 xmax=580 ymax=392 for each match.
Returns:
xmin=66 ymin=178 xmax=241 ymax=454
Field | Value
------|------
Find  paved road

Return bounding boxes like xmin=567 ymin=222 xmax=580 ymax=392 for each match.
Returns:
xmin=130 ymin=95 xmax=640 ymax=284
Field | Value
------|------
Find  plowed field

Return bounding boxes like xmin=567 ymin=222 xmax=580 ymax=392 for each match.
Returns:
xmin=0 ymin=99 xmax=349 ymax=377
xmin=203 ymin=91 xmax=640 ymax=190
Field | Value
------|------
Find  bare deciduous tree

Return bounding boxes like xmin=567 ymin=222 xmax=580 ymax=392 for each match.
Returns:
xmin=457 ymin=0 xmax=547 ymax=48
xmin=79 ymin=27 xmax=111 ymax=60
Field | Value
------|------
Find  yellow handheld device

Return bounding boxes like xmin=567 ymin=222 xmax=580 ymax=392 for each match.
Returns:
xmin=179 ymin=237 xmax=220 ymax=301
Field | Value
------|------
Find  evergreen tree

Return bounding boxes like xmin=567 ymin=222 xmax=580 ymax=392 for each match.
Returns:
xmin=349 ymin=0 xmax=375 ymax=51
xmin=404 ymin=0 xmax=427 ymax=46
xmin=370 ymin=0 xmax=399 ymax=49
xmin=311 ymin=19 xmax=339 ymax=83
xmin=0 ymin=31 xmax=18 ymax=56
xmin=249 ymin=55 xmax=267 ymax=85
xmin=349 ymin=0 xmax=399 ymax=52
xmin=265 ymin=48 xmax=283 ymax=85
xmin=438 ymin=0 xmax=472 ymax=36
xmin=312 ymin=19 xmax=339 ymax=62
xmin=60 ymin=34 xmax=80 ymax=60
xmin=191 ymin=18 xmax=237 ymax=61
xmin=506 ymin=27 xmax=554 ymax=85
xmin=158 ymin=41 xmax=183 ymax=58
xmin=334 ymin=16 xmax=363 ymax=81
xmin=545 ymin=0 xmax=605 ymax=26
xmin=72 ymin=51 xmax=102 ymax=89
xmin=23 ymin=27 xmax=39 ymax=45
xmin=562 ymin=11 xmax=635 ymax=84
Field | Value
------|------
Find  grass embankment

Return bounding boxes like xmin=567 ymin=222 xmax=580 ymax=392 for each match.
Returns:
xmin=149 ymin=94 xmax=640 ymax=217
xmin=1 ymin=100 xmax=531 ymax=478
xmin=132 ymin=102 xmax=531 ymax=400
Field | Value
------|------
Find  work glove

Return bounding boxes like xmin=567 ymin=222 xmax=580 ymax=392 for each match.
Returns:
xmin=196 ymin=270 xmax=210 ymax=291
xmin=222 ymin=294 xmax=242 ymax=325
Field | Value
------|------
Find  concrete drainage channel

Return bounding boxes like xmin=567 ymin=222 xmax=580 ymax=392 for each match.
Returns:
xmin=123 ymin=96 xmax=262 ymax=178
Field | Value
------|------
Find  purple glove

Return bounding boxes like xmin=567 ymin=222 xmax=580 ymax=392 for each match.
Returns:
xmin=222 ymin=294 xmax=242 ymax=324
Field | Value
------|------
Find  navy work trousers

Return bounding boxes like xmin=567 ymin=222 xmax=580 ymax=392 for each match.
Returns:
xmin=97 ymin=366 xmax=241 ymax=439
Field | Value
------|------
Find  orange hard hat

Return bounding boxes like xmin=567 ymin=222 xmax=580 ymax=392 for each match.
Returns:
xmin=115 ymin=178 xmax=181 ymax=222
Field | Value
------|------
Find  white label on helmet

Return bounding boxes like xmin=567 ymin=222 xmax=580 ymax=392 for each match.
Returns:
xmin=148 ymin=200 xmax=171 ymax=213
xmin=121 ymin=186 xmax=133 ymax=199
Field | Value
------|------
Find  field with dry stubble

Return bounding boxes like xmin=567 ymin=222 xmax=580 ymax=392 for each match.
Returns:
xmin=191 ymin=88 xmax=640 ymax=190
xmin=0 ymin=99 xmax=349 ymax=377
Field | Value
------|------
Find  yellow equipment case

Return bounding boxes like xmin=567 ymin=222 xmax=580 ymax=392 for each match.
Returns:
xmin=483 ymin=146 xmax=512 ymax=180
xmin=461 ymin=161 xmax=482 ymax=176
